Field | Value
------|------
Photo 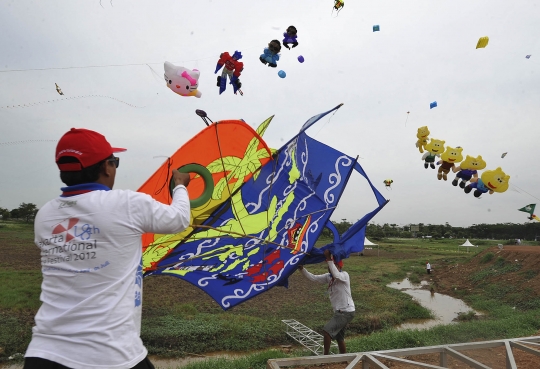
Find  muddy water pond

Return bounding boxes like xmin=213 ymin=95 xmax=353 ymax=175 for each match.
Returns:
xmin=387 ymin=277 xmax=477 ymax=330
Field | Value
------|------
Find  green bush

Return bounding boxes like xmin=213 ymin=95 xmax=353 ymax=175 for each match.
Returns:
xmin=521 ymin=270 xmax=537 ymax=280
xmin=480 ymin=252 xmax=494 ymax=264
xmin=455 ymin=311 xmax=477 ymax=322
xmin=408 ymin=274 xmax=421 ymax=284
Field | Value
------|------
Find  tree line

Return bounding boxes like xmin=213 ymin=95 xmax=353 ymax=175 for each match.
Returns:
xmin=2 ymin=204 xmax=540 ymax=241
xmin=325 ymin=219 xmax=540 ymax=241
xmin=0 ymin=203 xmax=38 ymax=223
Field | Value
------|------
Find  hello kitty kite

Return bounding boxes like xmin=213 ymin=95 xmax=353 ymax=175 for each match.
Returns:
xmin=164 ymin=61 xmax=202 ymax=98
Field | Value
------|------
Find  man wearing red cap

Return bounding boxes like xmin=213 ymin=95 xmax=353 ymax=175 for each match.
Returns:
xmin=298 ymin=249 xmax=355 ymax=355
xmin=24 ymin=128 xmax=191 ymax=369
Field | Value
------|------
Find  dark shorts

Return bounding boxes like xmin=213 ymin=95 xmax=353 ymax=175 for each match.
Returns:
xmin=323 ymin=310 xmax=355 ymax=341
xmin=24 ymin=356 xmax=155 ymax=369
xmin=456 ymin=172 xmax=472 ymax=180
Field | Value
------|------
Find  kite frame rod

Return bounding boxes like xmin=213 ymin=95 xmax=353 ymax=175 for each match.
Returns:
xmin=267 ymin=335 xmax=540 ymax=368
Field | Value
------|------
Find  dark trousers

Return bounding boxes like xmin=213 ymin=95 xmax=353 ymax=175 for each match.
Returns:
xmin=24 ymin=356 xmax=155 ymax=369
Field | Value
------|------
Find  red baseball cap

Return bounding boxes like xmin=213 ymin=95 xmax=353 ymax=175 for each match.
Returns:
xmin=335 ymin=260 xmax=343 ymax=268
xmin=56 ymin=128 xmax=126 ymax=171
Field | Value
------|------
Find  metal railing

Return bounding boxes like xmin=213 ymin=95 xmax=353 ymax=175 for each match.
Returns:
xmin=282 ymin=319 xmax=338 ymax=356
xmin=268 ymin=335 xmax=540 ymax=368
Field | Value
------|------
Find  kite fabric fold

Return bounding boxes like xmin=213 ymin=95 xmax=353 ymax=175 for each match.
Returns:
xmin=302 ymin=162 xmax=389 ymax=264
xmin=139 ymin=107 xmax=387 ymax=310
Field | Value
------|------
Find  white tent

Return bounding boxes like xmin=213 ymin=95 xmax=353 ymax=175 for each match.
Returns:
xmin=356 ymin=237 xmax=379 ymax=256
xmin=459 ymin=239 xmax=477 ymax=252
xmin=364 ymin=237 xmax=378 ymax=246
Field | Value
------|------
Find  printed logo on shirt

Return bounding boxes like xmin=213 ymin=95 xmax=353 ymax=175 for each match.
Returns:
xmin=51 ymin=218 xmax=100 ymax=242
xmin=58 ymin=200 xmax=77 ymax=209
xmin=39 ymin=217 xmax=101 ymax=266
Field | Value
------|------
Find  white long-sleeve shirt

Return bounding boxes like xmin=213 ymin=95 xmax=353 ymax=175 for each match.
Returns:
xmin=301 ymin=261 xmax=355 ymax=313
xmin=26 ymin=185 xmax=190 ymax=369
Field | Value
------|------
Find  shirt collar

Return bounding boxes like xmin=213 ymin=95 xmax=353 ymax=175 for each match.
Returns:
xmin=60 ymin=183 xmax=111 ymax=197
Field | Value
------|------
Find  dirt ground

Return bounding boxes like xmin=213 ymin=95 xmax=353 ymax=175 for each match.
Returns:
xmin=0 ymin=232 xmax=40 ymax=270
xmin=378 ymin=343 xmax=540 ymax=369
xmin=430 ymin=245 xmax=540 ymax=297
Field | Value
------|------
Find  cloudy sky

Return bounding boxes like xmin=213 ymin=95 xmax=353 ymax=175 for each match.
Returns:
xmin=1 ymin=0 xmax=539 ymax=228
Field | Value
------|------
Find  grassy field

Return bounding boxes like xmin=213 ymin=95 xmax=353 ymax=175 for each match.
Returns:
xmin=2 ymin=221 xmax=540 ymax=369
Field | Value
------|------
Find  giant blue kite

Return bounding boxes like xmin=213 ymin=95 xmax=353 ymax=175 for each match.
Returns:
xmin=138 ymin=104 xmax=388 ymax=310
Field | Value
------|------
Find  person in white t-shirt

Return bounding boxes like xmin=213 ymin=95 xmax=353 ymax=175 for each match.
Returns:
xmin=298 ymin=249 xmax=355 ymax=355
xmin=24 ymin=128 xmax=191 ymax=369
xmin=426 ymin=261 xmax=431 ymax=274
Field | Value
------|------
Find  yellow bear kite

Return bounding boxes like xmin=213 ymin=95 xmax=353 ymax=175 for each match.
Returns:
xmin=452 ymin=155 xmax=486 ymax=188
xmin=437 ymin=146 xmax=463 ymax=181
xmin=415 ymin=126 xmax=430 ymax=153
xmin=422 ymin=138 xmax=445 ymax=169
xmin=465 ymin=167 xmax=510 ymax=198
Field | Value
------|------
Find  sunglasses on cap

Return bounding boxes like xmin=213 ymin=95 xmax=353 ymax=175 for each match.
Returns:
xmin=107 ymin=156 xmax=120 ymax=168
